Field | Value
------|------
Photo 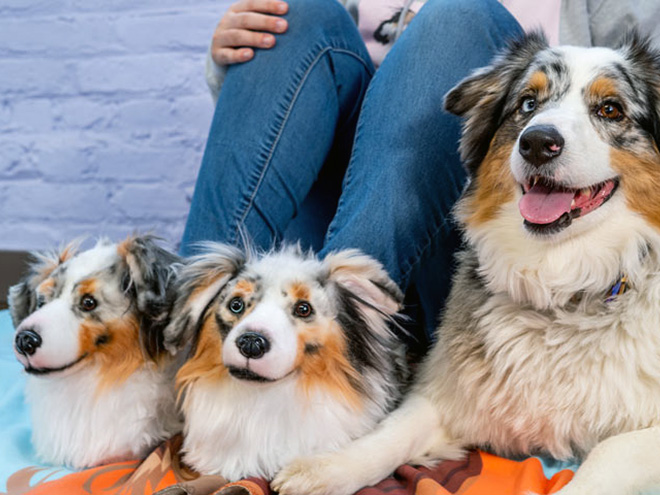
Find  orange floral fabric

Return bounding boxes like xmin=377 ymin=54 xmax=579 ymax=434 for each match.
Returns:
xmin=1 ymin=438 xmax=574 ymax=495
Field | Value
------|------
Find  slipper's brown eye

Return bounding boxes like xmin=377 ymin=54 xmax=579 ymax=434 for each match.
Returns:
xmin=80 ymin=294 xmax=97 ymax=312
xmin=229 ymin=297 xmax=245 ymax=314
xmin=294 ymin=301 xmax=313 ymax=318
xmin=597 ymin=102 xmax=623 ymax=121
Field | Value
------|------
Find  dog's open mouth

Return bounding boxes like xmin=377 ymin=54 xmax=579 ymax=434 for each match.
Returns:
xmin=519 ymin=176 xmax=619 ymax=234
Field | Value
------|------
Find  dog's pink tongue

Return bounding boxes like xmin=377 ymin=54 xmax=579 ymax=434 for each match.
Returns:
xmin=519 ymin=183 xmax=574 ymax=224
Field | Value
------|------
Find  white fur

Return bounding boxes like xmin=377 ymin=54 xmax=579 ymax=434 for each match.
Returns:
xmin=464 ymin=193 xmax=656 ymax=309
xmin=14 ymin=243 xmax=120 ymax=371
xmin=222 ymin=301 xmax=299 ymax=381
xmin=15 ymin=299 xmax=81 ymax=370
xmin=27 ymin=363 xmax=178 ymax=468
xmin=183 ymin=373 xmax=381 ymax=481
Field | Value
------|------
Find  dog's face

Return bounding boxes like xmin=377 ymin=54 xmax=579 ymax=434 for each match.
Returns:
xmin=9 ymin=236 xmax=179 ymax=387
xmin=446 ymin=32 xmax=660 ymax=239
xmin=165 ymin=244 xmax=402 ymax=406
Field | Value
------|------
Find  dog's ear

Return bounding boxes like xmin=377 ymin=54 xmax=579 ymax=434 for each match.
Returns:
xmin=444 ymin=31 xmax=548 ymax=175
xmin=8 ymin=282 xmax=33 ymax=329
xmin=324 ymin=249 xmax=403 ymax=316
xmin=618 ymin=30 xmax=660 ymax=149
xmin=8 ymin=243 xmax=78 ymax=327
xmin=117 ymin=235 xmax=181 ymax=358
xmin=163 ymin=243 xmax=245 ymax=355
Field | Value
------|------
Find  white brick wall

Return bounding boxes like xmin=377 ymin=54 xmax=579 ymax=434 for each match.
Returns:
xmin=0 ymin=0 xmax=233 ymax=251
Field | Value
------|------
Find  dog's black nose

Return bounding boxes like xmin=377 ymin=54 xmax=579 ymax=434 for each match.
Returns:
xmin=236 ymin=332 xmax=270 ymax=359
xmin=15 ymin=329 xmax=42 ymax=356
xmin=519 ymin=125 xmax=564 ymax=166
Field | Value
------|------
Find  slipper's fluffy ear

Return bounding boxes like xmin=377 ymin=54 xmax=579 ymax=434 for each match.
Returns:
xmin=117 ymin=235 xmax=181 ymax=358
xmin=444 ymin=31 xmax=548 ymax=176
xmin=324 ymin=249 xmax=403 ymax=321
xmin=8 ymin=243 xmax=79 ymax=328
xmin=163 ymin=243 xmax=245 ymax=355
xmin=323 ymin=250 xmax=406 ymax=386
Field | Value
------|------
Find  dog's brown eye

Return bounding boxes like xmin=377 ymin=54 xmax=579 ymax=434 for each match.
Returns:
xmin=80 ymin=294 xmax=97 ymax=312
xmin=229 ymin=297 xmax=245 ymax=314
xmin=294 ymin=301 xmax=313 ymax=318
xmin=597 ymin=102 xmax=623 ymax=121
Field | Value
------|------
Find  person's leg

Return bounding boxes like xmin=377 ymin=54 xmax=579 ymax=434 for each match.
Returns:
xmin=320 ymin=0 xmax=524 ymax=341
xmin=180 ymin=0 xmax=373 ymax=256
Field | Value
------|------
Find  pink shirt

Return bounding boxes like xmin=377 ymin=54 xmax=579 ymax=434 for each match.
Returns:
xmin=357 ymin=0 xmax=562 ymax=67
xmin=501 ymin=0 xmax=561 ymax=46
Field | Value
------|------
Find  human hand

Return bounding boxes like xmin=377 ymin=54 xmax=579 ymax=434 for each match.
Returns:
xmin=211 ymin=0 xmax=289 ymax=66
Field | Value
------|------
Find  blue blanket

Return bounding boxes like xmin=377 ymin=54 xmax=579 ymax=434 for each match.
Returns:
xmin=0 ymin=310 xmax=73 ymax=492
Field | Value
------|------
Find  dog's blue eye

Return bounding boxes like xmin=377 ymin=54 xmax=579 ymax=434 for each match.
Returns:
xmin=229 ymin=297 xmax=245 ymax=314
xmin=520 ymin=97 xmax=537 ymax=114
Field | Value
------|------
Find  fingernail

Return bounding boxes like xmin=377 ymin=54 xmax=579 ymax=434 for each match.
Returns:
xmin=241 ymin=50 xmax=252 ymax=60
xmin=275 ymin=19 xmax=287 ymax=31
xmin=276 ymin=2 xmax=288 ymax=14
xmin=262 ymin=35 xmax=275 ymax=47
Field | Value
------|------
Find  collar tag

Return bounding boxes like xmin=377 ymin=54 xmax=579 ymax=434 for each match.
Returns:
xmin=605 ymin=275 xmax=628 ymax=303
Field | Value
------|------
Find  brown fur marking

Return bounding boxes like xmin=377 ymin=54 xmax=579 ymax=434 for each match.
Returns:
xmin=78 ymin=315 xmax=147 ymax=392
xmin=462 ymin=140 xmax=517 ymax=227
xmin=78 ymin=278 xmax=97 ymax=296
xmin=610 ymin=148 xmax=660 ymax=229
xmin=235 ymin=279 xmax=254 ymax=293
xmin=176 ymin=312 xmax=227 ymax=395
xmin=37 ymin=278 xmax=55 ymax=297
xmin=116 ymin=237 xmax=133 ymax=259
xmin=589 ymin=77 xmax=619 ymax=101
xmin=528 ymin=71 xmax=549 ymax=94
xmin=289 ymin=281 xmax=310 ymax=302
xmin=296 ymin=321 xmax=362 ymax=410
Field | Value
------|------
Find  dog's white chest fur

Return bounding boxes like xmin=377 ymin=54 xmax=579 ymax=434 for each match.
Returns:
xmin=182 ymin=377 xmax=379 ymax=481
xmin=27 ymin=365 xmax=178 ymax=468
xmin=427 ymin=267 xmax=660 ymax=460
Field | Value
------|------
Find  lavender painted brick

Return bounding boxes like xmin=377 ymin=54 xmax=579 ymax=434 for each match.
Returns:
xmin=111 ymin=184 xmax=190 ymax=220
xmin=0 ymin=0 xmax=234 ymax=252
xmin=0 ymin=17 xmax=122 ymax=57
xmin=54 ymin=98 xmax=115 ymax=131
xmin=10 ymin=99 xmax=54 ymax=132
xmin=4 ymin=182 xmax=112 ymax=221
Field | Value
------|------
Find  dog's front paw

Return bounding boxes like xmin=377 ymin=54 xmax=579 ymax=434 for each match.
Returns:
xmin=272 ymin=454 xmax=362 ymax=495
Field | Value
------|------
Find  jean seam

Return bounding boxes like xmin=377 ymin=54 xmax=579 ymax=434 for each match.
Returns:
xmin=322 ymin=67 xmax=381 ymax=244
xmin=233 ymin=46 xmax=374 ymax=244
xmin=400 ymin=207 xmax=457 ymax=289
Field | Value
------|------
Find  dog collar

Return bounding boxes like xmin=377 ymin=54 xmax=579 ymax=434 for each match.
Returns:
xmin=605 ymin=275 xmax=628 ymax=303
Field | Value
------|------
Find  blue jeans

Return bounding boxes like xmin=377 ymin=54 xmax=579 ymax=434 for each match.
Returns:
xmin=181 ymin=0 xmax=522 ymax=344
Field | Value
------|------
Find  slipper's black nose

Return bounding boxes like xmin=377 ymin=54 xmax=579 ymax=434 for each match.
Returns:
xmin=236 ymin=332 xmax=270 ymax=359
xmin=15 ymin=329 xmax=42 ymax=356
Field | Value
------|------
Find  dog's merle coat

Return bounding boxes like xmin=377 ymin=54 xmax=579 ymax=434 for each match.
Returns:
xmin=164 ymin=244 xmax=407 ymax=480
xmin=272 ymin=33 xmax=660 ymax=495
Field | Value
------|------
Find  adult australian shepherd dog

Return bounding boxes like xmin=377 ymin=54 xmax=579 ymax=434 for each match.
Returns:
xmin=273 ymin=32 xmax=660 ymax=495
